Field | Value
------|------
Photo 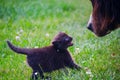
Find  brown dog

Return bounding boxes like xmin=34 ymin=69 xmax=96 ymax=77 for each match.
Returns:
xmin=87 ymin=0 xmax=120 ymax=37
xmin=7 ymin=32 xmax=81 ymax=80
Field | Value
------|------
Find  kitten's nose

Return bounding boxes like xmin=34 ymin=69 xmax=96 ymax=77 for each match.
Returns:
xmin=87 ymin=23 xmax=93 ymax=32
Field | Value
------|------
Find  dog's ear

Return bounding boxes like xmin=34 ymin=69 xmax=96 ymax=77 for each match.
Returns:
xmin=52 ymin=41 xmax=63 ymax=49
xmin=52 ymin=41 xmax=60 ymax=46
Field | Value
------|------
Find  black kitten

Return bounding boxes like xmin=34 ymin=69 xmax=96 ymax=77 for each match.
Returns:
xmin=7 ymin=32 xmax=81 ymax=80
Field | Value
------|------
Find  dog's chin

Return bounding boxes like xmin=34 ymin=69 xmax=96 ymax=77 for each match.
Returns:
xmin=67 ymin=42 xmax=73 ymax=46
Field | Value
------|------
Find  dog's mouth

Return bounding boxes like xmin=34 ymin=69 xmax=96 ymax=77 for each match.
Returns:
xmin=64 ymin=37 xmax=73 ymax=47
xmin=67 ymin=41 xmax=73 ymax=46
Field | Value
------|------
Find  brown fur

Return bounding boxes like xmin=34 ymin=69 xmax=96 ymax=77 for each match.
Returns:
xmin=7 ymin=32 xmax=81 ymax=80
xmin=87 ymin=0 xmax=120 ymax=37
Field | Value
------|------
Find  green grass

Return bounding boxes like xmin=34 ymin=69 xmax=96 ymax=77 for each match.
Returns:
xmin=0 ymin=0 xmax=120 ymax=80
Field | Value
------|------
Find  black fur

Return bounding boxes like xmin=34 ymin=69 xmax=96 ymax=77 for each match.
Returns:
xmin=87 ymin=0 xmax=120 ymax=37
xmin=7 ymin=32 xmax=81 ymax=80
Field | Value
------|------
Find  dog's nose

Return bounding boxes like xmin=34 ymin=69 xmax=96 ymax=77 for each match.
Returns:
xmin=87 ymin=23 xmax=93 ymax=32
xmin=69 ymin=37 xmax=72 ymax=41
xmin=65 ymin=37 xmax=72 ymax=42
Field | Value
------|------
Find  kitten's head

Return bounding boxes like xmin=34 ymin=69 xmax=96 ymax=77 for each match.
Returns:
xmin=52 ymin=32 xmax=73 ymax=50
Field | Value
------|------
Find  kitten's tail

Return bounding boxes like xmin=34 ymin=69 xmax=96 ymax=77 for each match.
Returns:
xmin=7 ymin=40 xmax=30 ymax=55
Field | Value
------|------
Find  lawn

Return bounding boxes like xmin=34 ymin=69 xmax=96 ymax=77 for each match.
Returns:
xmin=0 ymin=0 xmax=120 ymax=80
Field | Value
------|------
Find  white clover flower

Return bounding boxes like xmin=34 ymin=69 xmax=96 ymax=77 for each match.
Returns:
xmin=45 ymin=33 xmax=50 ymax=37
xmin=75 ymin=47 xmax=80 ymax=54
xmin=15 ymin=36 xmax=20 ymax=40
xmin=85 ymin=67 xmax=94 ymax=78
xmin=34 ymin=46 xmax=39 ymax=48
xmin=86 ymin=69 xmax=92 ymax=75
xmin=20 ymin=29 xmax=23 ymax=33
xmin=16 ymin=29 xmax=23 ymax=36
xmin=85 ymin=67 xmax=92 ymax=75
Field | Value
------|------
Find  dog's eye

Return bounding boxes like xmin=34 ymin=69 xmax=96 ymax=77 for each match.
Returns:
xmin=64 ymin=37 xmax=72 ymax=42
xmin=65 ymin=38 xmax=69 ymax=42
